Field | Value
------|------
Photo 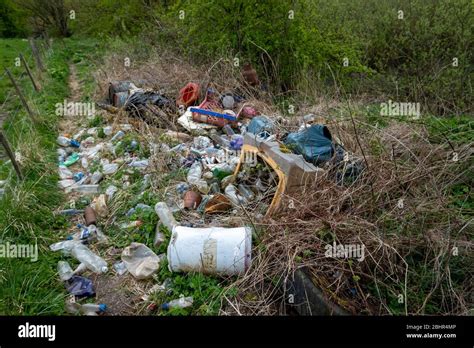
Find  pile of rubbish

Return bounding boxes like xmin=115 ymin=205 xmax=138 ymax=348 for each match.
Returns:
xmin=50 ymin=77 xmax=363 ymax=315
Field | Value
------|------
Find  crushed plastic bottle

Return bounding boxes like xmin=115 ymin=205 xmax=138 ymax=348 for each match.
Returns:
xmin=105 ymin=185 xmax=118 ymax=200
xmin=63 ymin=153 xmax=80 ymax=167
xmin=70 ymin=244 xmax=108 ymax=274
xmin=58 ymin=261 xmax=74 ymax=281
xmin=59 ymin=166 xmax=73 ymax=179
xmin=66 ymin=302 xmax=107 ymax=316
xmin=103 ymin=163 xmax=119 ymax=175
xmin=187 ymin=162 xmax=202 ymax=185
xmin=128 ymin=159 xmax=149 ymax=168
xmin=70 ymin=185 xmax=100 ymax=194
xmin=161 ymin=296 xmax=193 ymax=310
xmin=90 ymin=172 xmax=103 ymax=185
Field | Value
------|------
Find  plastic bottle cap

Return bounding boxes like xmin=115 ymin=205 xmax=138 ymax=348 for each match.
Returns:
xmin=161 ymin=303 xmax=169 ymax=310
xmin=99 ymin=304 xmax=107 ymax=312
xmin=101 ymin=266 xmax=108 ymax=273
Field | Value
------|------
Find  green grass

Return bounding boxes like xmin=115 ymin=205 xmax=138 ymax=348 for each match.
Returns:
xmin=0 ymin=38 xmax=37 ymax=102
xmin=0 ymin=39 xmax=71 ymax=315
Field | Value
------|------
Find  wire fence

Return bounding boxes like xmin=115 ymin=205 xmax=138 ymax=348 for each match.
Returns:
xmin=0 ymin=36 xmax=52 ymax=180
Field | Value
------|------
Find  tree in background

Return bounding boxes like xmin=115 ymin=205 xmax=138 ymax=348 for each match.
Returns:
xmin=16 ymin=0 xmax=71 ymax=37
xmin=0 ymin=0 xmax=28 ymax=37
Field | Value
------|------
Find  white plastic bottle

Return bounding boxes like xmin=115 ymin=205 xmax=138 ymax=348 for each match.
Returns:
xmin=71 ymin=244 xmax=108 ymax=274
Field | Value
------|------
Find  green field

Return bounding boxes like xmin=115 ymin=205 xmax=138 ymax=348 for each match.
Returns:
xmin=0 ymin=38 xmax=33 ymax=102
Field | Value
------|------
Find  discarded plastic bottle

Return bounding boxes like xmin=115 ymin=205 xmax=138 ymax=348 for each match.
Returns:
xmin=187 ymin=162 xmax=202 ymax=185
xmin=224 ymin=184 xmax=245 ymax=205
xmin=58 ymin=261 xmax=74 ymax=281
xmin=58 ymin=209 xmax=84 ymax=216
xmin=84 ymin=207 xmax=97 ymax=226
xmin=73 ymin=263 xmax=88 ymax=275
xmin=154 ymin=202 xmax=177 ymax=232
xmin=128 ymin=159 xmax=149 ymax=168
xmin=238 ymin=184 xmax=255 ymax=200
xmin=90 ymin=172 xmax=103 ymax=185
xmin=66 ymin=302 xmax=107 ymax=316
xmin=161 ymin=296 xmax=193 ymax=310
xmin=73 ymin=172 xmax=84 ymax=182
xmin=59 ymin=166 xmax=73 ymax=179
xmin=63 ymin=153 xmax=80 ymax=167
xmin=154 ymin=224 xmax=166 ymax=248
xmin=210 ymin=133 xmax=230 ymax=149
xmin=102 ymin=163 xmax=119 ymax=175
xmin=50 ymin=240 xmax=80 ymax=253
xmin=71 ymin=244 xmax=108 ymax=274
xmin=57 ymin=136 xmax=80 ymax=148
xmin=223 ymin=124 xmax=236 ymax=136
xmin=111 ymin=130 xmax=125 ymax=142
xmin=70 ymin=185 xmax=99 ymax=194
xmin=120 ymin=220 xmax=143 ymax=229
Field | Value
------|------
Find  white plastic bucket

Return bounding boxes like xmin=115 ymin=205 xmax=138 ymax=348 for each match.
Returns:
xmin=167 ymin=226 xmax=252 ymax=276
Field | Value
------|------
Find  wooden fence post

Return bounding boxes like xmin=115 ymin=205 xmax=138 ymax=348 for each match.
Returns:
xmin=29 ymin=38 xmax=45 ymax=72
xmin=5 ymin=68 xmax=38 ymax=122
xmin=20 ymin=54 xmax=40 ymax=92
xmin=0 ymin=131 xmax=23 ymax=180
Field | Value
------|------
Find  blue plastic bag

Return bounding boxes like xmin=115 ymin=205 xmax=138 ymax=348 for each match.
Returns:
xmin=67 ymin=276 xmax=95 ymax=297
xmin=284 ymin=125 xmax=334 ymax=165
xmin=247 ymin=116 xmax=274 ymax=138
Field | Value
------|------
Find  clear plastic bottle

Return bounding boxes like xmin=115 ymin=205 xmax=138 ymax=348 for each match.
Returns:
xmin=66 ymin=302 xmax=107 ymax=316
xmin=58 ymin=261 xmax=74 ymax=281
xmin=90 ymin=172 xmax=103 ymax=184
xmin=102 ymin=163 xmax=118 ymax=175
xmin=50 ymin=240 xmax=80 ymax=253
xmin=128 ymin=159 xmax=149 ymax=168
xmin=70 ymin=244 xmax=108 ymax=274
xmin=111 ymin=130 xmax=125 ymax=142
xmin=70 ymin=184 xmax=100 ymax=194
xmin=154 ymin=202 xmax=177 ymax=231
xmin=161 ymin=296 xmax=193 ymax=310
xmin=57 ymin=136 xmax=72 ymax=147
xmin=187 ymin=162 xmax=202 ymax=185
xmin=224 ymin=184 xmax=242 ymax=205
xmin=238 ymin=184 xmax=255 ymax=200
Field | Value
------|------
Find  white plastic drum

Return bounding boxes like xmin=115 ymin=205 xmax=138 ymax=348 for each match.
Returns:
xmin=167 ymin=226 xmax=252 ymax=276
